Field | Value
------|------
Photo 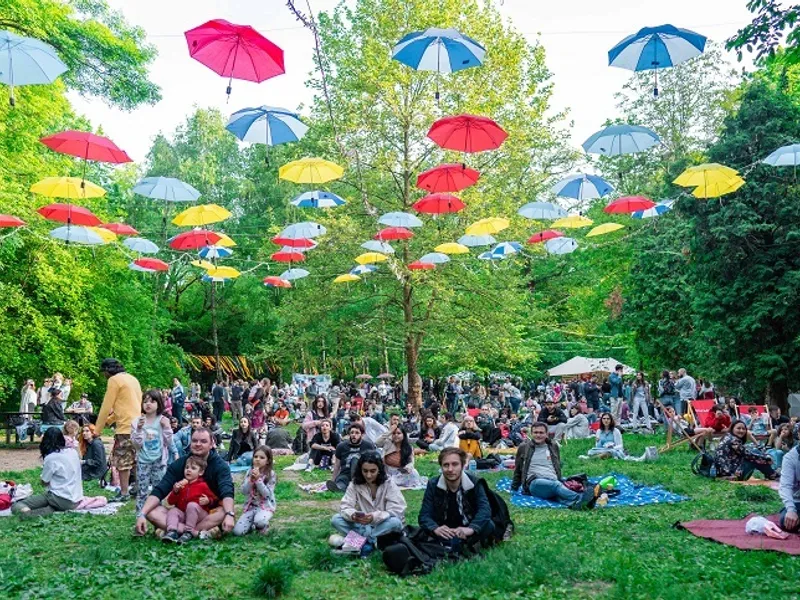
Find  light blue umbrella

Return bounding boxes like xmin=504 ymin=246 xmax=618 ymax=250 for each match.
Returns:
xmin=490 ymin=242 xmax=522 ymax=258
xmin=290 ymin=190 xmax=345 ymax=209
xmin=458 ymin=234 xmax=495 ymax=247
xmin=123 ymin=237 xmax=159 ymax=255
xmin=350 ymin=264 xmax=378 ymax=276
xmin=582 ymin=124 xmax=660 ymax=156
xmin=202 ymin=274 xmax=229 ymax=283
xmin=361 ymin=240 xmax=395 ymax=254
xmin=226 ymin=106 xmax=308 ymax=145
xmin=133 ymin=177 xmax=201 ymax=202
xmin=477 ymin=251 xmax=495 ymax=261
xmin=551 ymin=174 xmax=614 ymax=200
xmin=518 ymin=202 xmax=568 ymax=220
xmin=49 ymin=225 xmax=104 ymax=245
xmin=609 ymin=25 xmax=707 ymax=96
xmin=632 ymin=200 xmax=673 ymax=219
xmin=279 ymin=221 xmax=327 ymax=240
xmin=545 ymin=237 xmax=578 ymax=255
xmin=280 ymin=268 xmax=310 ymax=281
xmin=763 ymin=144 xmax=800 ymax=167
xmin=378 ymin=211 xmax=423 ymax=228
xmin=418 ymin=252 xmax=450 ymax=265
xmin=0 ymin=30 xmax=68 ymax=106
xmin=199 ymin=245 xmax=233 ymax=259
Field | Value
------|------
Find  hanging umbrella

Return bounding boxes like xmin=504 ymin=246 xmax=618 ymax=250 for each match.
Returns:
xmin=361 ymin=240 xmax=395 ymax=254
xmin=279 ymin=158 xmax=343 ymax=184
xmin=413 ymin=193 xmax=465 ymax=214
xmin=427 ymin=114 xmax=508 ymax=153
xmin=673 ymin=163 xmax=739 ymax=187
xmin=763 ymin=144 xmax=800 ymax=167
xmin=378 ymin=212 xmax=424 ymax=228
xmin=350 ymin=265 xmax=378 ymax=276
xmin=199 ymin=245 xmax=233 ymax=259
xmin=545 ymin=237 xmax=579 ymax=255
xmin=0 ymin=30 xmax=68 ymax=106
xmin=101 ymin=223 xmax=139 ymax=236
xmin=135 ymin=258 xmax=169 ymax=272
xmin=290 ymin=190 xmax=345 ymax=209
xmin=41 ymin=130 xmax=132 ymax=164
xmin=191 ymin=259 xmax=216 ymax=270
xmin=418 ymin=252 xmax=450 ymax=264
xmin=226 ymin=105 xmax=307 ymax=145
xmin=123 ymin=237 xmax=159 ymax=255
xmin=587 ymin=223 xmax=625 ymax=237
xmin=465 ymin=217 xmax=509 ymax=236
xmin=417 ymin=163 xmax=480 ymax=193
xmin=133 ymin=177 xmax=201 ymax=202
xmin=334 ymin=273 xmax=361 ymax=283
xmin=490 ymin=242 xmax=522 ymax=258
xmin=89 ymin=227 xmax=117 ymax=244
xmin=214 ymin=232 xmax=236 ymax=247
xmin=37 ymin=203 xmax=101 ymax=226
xmin=518 ymin=202 xmax=568 ymax=220
xmin=31 ymin=177 xmax=106 ymax=199
xmin=173 ymin=203 xmax=232 ymax=227
xmin=527 ymin=230 xmax=563 ymax=244
xmin=551 ymin=174 xmax=614 ymax=200
xmin=271 ymin=235 xmax=317 ymax=249
xmin=355 ymin=252 xmax=388 ymax=265
xmin=0 ymin=215 xmax=25 ymax=228
xmin=609 ymin=25 xmax=707 ymax=96
xmin=207 ymin=266 xmax=240 ymax=279
xmin=202 ymin=274 xmax=229 ymax=283
xmin=49 ymin=226 xmax=104 ymax=245
xmin=458 ymin=234 xmax=495 ymax=247
xmin=604 ymin=196 xmax=656 ymax=214
xmin=632 ymin=201 xmax=673 ymax=219
xmin=477 ymin=251 xmax=495 ymax=261
xmin=169 ymin=229 xmax=222 ymax=251
xmin=184 ymin=19 xmax=285 ymax=98
xmin=263 ymin=276 xmax=292 ymax=288
xmin=434 ymin=242 xmax=469 ymax=255
xmin=129 ymin=262 xmax=157 ymax=273
xmin=378 ymin=373 xmax=395 ymax=379
xmin=552 ymin=215 xmax=594 ymax=229
xmin=375 ymin=227 xmax=414 ymax=241
xmin=409 ymin=261 xmax=436 ymax=270
xmin=692 ymin=176 xmax=745 ymax=199
xmin=272 ymin=248 xmax=306 ymax=263
xmin=582 ymin=124 xmax=660 ymax=156
xmin=279 ymin=221 xmax=327 ymax=239
xmin=280 ymin=268 xmax=310 ymax=281
xmin=356 ymin=373 xmax=374 ymax=380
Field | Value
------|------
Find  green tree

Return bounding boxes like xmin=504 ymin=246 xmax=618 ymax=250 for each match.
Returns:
xmin=727 ymin=0 xmax=800 ymax=66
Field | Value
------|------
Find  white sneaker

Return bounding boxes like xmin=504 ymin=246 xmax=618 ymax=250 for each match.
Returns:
xmin=336 ymin=544 xmax=360 ymax=554
xmin=328 ymin=534 xmax=345 ymax=548
xmin=305 ymin=464 xmax=315 ymax=472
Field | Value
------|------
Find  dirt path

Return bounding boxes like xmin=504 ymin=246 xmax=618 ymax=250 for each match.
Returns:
xmin=0 ymin=435 xmax=115 ymax=473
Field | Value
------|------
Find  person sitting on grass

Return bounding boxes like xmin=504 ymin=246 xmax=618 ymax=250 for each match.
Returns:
xmin=416 ymin=413 xmax=441 ymax=453
xmin=204 ymin=415 xmax=224 ymax=448
xmin=136 ymin=427 xmax=235 ymax=538
xmin=233 ymin=446 xmax=276 ymax=537
xmin=537 ymin=398 xmax=567 ymax=441
xmin=427 ymin=412 xmax=459 ymax=453
xmin=380 ymin=426 xmax=424 ymax=488
xmin=13 ymin=428 xmax=83 ymax=518
xmin=714 ymin=419 xmax=777 ymax=481
xmin=511 ymin=422 xmax=597 ymax=509
xmin=326 ymin=422 xmax=377 ymax=492
xmin=175 ymin=416 xmax=203 ymax=458
xmin=329 ymin=453 xmax=406 ymax=556
xmin=703 ymin=404 xmax=731 ymax=435
xmin=584 ymin=413 xmax=626 ymax=460
xmin=768 ymin=423 xmax=795 ymax=471
xmin=307 ymin=419 xmax=340 ymax=471
xmin=458 ymin=415 xmax=483 ymax=463
xmin=63 ymin=419 xmax=80 ymax=450
xmin=264 ymin=418 xmax=294 ymax=455
xmin=227 ymin=417 xmax=258 ymax=465
xmin=778 ymin=445 xmax=800 ymax=532
xmin=563 ymin=405 xmax=590 ymax=440
xmin=79 ymin=424 xmax=106 ymax=482
xmin=161 ymin=455 xmax=219 ymax=544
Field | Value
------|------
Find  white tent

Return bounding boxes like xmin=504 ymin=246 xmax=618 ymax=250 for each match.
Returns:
xmin=546 ymin=356 xmax=635 ymax=377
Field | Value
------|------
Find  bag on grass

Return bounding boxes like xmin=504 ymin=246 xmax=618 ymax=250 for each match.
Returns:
xmin=292 ymin=427 xmax=309 ymax=455
xmin=380 ymin=527 xmax=455 ymax=576
xmin=691 ymin=451 xmax=716 ymax=478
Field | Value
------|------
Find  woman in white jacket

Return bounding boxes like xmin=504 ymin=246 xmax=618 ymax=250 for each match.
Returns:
xmin=329 ymin=452 xmax=406 ymax=554
xmin=564 ymin=405 xmax=591 ymax=440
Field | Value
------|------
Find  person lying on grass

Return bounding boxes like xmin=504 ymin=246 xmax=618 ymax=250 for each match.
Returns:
xmin=233 ymin=445 xmax=276 ymax=537
xmin=136 ymin=427 xmax=235 ymax=538
xmin=714 ymin=420 xmax=777 ymax=481
xmin=329 ymin=452 xmax=406 ymax=556
xmin=162 ymin=455 xmax=219 ymax=544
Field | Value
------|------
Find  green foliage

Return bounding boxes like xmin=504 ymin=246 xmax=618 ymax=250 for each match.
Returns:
xmin=727 ymin=0 xmax=800 ymax=66
xmin=252 ymin=560 xmax=296 ymax=598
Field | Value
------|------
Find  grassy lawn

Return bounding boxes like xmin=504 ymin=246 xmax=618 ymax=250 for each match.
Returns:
xmin=1 ymin=433 xmax=798 ymax=599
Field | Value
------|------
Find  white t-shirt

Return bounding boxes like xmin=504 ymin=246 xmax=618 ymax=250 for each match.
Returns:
xmin=42 ymin=448 xmax=83 ymax=503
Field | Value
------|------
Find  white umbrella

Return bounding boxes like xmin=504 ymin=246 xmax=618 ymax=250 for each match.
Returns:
xmin=361 ymin=240 xmax=395 ymax=254
xmin=545 ymin=237 xmax=578 ymax=255
xmin=133 ymin=177 xmax=201 ymax=202
xmin=350 ymin=265 xmax=378 ymax=276
xmin=518 ymin=202 xmax=568 ymax=220
xmin=763 ymin=144 xmax=800 ymax=167
xmin=279 ymin=221 xmax=327 ymax=239
xmin=49 ymin=226 xmax=104 ymax=245
xmin=378 ymin=211 xmax=424 ymax=228
xmin=458 ymin=234 xmax=495 ymax=247
xmin=418 ymin=252 xmax=450 ymax=264
xmin=547 ymin=356 xmax=635 ymax=377
xmin=123 ymin=237 xmax=159 ymax=254
xmin=280 ymin=268 xmax=310 ymax=281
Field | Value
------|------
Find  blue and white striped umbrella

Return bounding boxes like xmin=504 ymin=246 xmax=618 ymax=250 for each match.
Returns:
xmin=361 ymin=240 xmax=395 ymax=254
xmin=280 ymin=268 xmax=310 ymax=281
xmin=418 ymin=252 xmax=450 ymax=265
xmin=582 ymin=124 xmax=660 ymax=156
xmin=545 ymin=237 xmax=578 ymax=255
xmin=133 ymin=177 xmax=201 ymax=202
xmin=199 ymin=245 xmax=233 ymax=259
xmin=458 ymin=234 xmax=495 ymax=247
xmin=551 ymin=174 xmax=614 ymax=200
xmin=632 ymin=200 xmax=673 ymax=219
xmin=477 ymin=251 xmax=495 ymax=261
xmin=609 ymin=25 xmax=706 ymax=73
xmin=490 ymin=242 xmax=522 ymax=258
xmin=518 ymin=202 xmax=568 ymax=220
xmin=0 ymin=30 xmax=68 ymax=105
xmin=226 ymin=106 xmax=308 ymax=146
xmin=201 ymin=274 xmax=229 ymax=283
xmin=123 ymin=237 xmax=159 ymax=255
xmin=391 ymin=28 xmax=485 ymax=74
xmin=350 ymin=264 xmax=378 ymax=276
xmin=290 ymin=190 xmax=345 ymax=209
xmin=763 ymin=144 xmax=800 ymax=167
xmin=378 ymin=211 xmax=423 ymax=228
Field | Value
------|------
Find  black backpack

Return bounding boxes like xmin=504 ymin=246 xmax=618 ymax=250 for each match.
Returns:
xmin=292 ymin=427 xmax=309 ymax=455
xmin=691 ymin=451 xmax=716 ymax=478
xmin=476 ymin=478 xmax=514 ymax=543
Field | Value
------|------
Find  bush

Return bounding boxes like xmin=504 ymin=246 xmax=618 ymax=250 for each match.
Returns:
xmin=733 ymin=485 xmax=777 ymax=503
xmin=252 ymin=561 xmax=295 ymax=598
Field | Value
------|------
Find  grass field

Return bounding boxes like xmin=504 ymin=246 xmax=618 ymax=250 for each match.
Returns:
xmin=1 ymin=432 xmax=797 ymax=600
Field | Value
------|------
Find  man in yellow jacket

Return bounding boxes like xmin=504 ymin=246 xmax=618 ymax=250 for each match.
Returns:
xmin=94 ymin=358 xmax=142 ymax=502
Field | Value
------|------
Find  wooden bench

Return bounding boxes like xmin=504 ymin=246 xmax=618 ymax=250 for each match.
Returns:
xmin=0 ymin=412 xmax=38 ymax=444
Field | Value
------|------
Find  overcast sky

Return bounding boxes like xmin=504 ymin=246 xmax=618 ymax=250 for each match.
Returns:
xmin=67 ymin=0 xmax=755 ymax=163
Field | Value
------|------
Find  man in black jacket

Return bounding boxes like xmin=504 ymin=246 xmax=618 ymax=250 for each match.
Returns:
xmin=537 ymin=398 xmax=567 ymax=441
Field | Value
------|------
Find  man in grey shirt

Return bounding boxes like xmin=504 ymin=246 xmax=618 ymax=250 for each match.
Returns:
xmin=674 ymin=368 xmax=696 ymax=416
xmin=779 ymin=446 xmax=800 ymax=531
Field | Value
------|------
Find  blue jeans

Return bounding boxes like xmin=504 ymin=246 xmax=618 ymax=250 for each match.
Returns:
xmin=233 ymin=451 xmax=253 ymax=466
xmin=173 ymin=402 xmax=184 ymax=425
xmin=331 ymin=514 xmax=404 ymax=543
xmin=768 ymin=449 xmax=786 ymax=470
xmin=528 ymin=478 xmax=581 ymax=507
xmin=509 ymin=397 xmax=521 ymax=415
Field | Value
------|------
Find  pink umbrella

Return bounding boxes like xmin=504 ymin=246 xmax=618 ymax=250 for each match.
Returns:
xmin=604 ymin=196 xmax=656 ymax=214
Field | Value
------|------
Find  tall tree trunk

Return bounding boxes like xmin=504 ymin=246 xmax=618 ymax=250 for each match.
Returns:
xmin=210 ymin=282 xmax=221 ymax=380
xmin=403 ymin=280 xmax=422 ymax=408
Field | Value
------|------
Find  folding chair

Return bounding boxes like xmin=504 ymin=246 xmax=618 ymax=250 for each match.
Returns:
xmin=655 ymin=399 xmax=707 ymax=454
xmin=737 ymin=404 xmax=771 ymax=441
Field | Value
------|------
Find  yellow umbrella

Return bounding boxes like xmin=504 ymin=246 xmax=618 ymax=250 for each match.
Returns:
xmin=214 ymin=232 xmax=237 ymax=247
xmin=172 ymin=203 xmax=232 ymax=227
xmin=30 ymin=177 xmax=106 ymax=199
xmin=191 ymin=259 xmax=216 ymax=270
xmin=279 ymin=157 xmax=344 ymax=184
xmin=552 ymin=215 xmax=594 ymax=229
xmin=673 ymin=163 xmax=739 ymax=188
xmin=89 ymin=227 xmax=117 ymax=243
xmin=207 ymin=266 xmax=240 ymax=279
xmin=334 ymin=273 xmax=360 ymax=283
xmin=355 ymin=252 xmax=388 ymax=265
xmin=434 ymin=242 xmax=470 ymax=255
xmin=586 ymin=223 xmax=625 ymax=237
xmin=692 ymin=176 xmax=745 ymax=199
xmin=465 ymin=217 xmax=510 ymax=236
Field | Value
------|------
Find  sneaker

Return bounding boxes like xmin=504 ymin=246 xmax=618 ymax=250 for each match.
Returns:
xmin=111 ymin=492 xmax=130 ymax=503
xmin=305 ymin=464 xmax=315 ymax=472
xmin=328 ymin=534 xmax=345 ymax=548
xmin=162 ymin=530 xmax=180 ymax=544
xmin=359 ymin=542 xmax=375 ymax=558
xmin=335 ymin=544 xmax=361 ymax=554
xmin=177 ymin=532 xmax=194 ymax=544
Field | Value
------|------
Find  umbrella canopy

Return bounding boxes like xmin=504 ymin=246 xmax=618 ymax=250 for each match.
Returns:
xmin=409 ymin=261 xmax=436 ymax=270
xmin=604 ymin=196 xmax=656 ymax=214
xmin=334 ymin=273 xmax=360 ymax=283
xmin=133 ymin=177 xmax=201 ymax=202
xmin=435 ymin=242 xmax=469 ymax=255
xmin=199 ymin=245 xmax=233 ymax=259
xmin=413 ymin=193 xmax=465 ymax=214
xmin=272 ymin=235 xmax=316 ymax=249
xmin=490 ymin=241 xmax=522 ymax=258
xmin=169 ymin=229 xmax=222 ymax=251
xmin=37 ymin=203 xmax=101 ymax=226
xmin=226 ymin=105 xmax=307 ymax=145
xmin=135 ymin=258 xmax=169 ymax=272
xmin=763 ymin=144 xmax=800 ymax=166
xmin=375 ymin=227 xmax=413 ymax=241
xmin=280 ymin=268 xmax=310 ymax=281
xmin=361 ymin=240 xmax=395 ymax=254
xmin=356 ymin=373 xmax=374 ymax=380
xmin=632 ymin=201 xmax=673 ymax=219
xmin=418 ymin=252 xmax=450 ymax=264
xmin=587 ymin=223 xmax=625 ymax=237
xmin=551 ymin=174 xmax=614 ymax=200
xmin=552 ymin=215 xmax=593 ymax=229
xmin=129 ymin=262 xmax=157 ymax=273
xmin=427 ymin=114 xmax=507 ymax=153
xmin=458 ymin=234 xmax=495 ymax=247
xmin=31 ymin=177 xmax=106 ymax=199
xmin=263 ymin=276 xmax=292 ymax=288
xmin=518 ymin=201 xmax=568 ymax=220
xmin=290 ymin=190 xmax=345 ymax=209
xmin=465 ymin=217 xmax=509 ymax=236
xmin=0 ymin=30 xmax=68 ymax=105
xmin=202 ymin=274 xmax=230 ymax=283
xmin=173 ymin=203 xmax=232 ymax=227
xmin=49 ymin=225 xmax=104 ymax=245
xmin=673 ymin=163 xmax=739 ymax=186
xmin=378 ymin=373 xmax=395 ymax=379
xmin=123 ymin=237 xmax=159 ymax=254
xmin=477 ymin=251 xmax=495 ymax=261
xmin=272 ymin=249 xmax=306 ymax=263
xmin=350 ymin=265 xmax=378 ymax=276
xmin=191 ymin=259 xmax=216 ymax=270
xmin=279 ymin=221 xmax=327 ymax=240
xmin=391 ymin=28 xmax=485 ymax=73
xmin=214 ymin=232 xmax=236 ymax=247
xmin=355 ymin=252 xmax=388 ymax=265
xmin=692 ymin=176 xmax=745 ymax=199
xmin=207 ymin=266 xmax=240 ymax=279
xmin=101 ymin=223 xmax=138 ymax=236
xmin=279 ymin=158 xmax=343 ymax=184
xmin=0 ymin=214 xmax=25 ymax=228
xmin=89 ymin=227 xmax=117 ymax=243
xmin=527 ymin=229 xmax=563 ymax=244
xmin=545 ymin=237 xmax=579 ymax=255
xmin=378 ymin=211 xmax=424 ymax=228
xmin=582 ymin=124 xmax=660 ymax=156
xmin=40 ymin=130 xmax=132 ymax=163
xmin=416 ymin=163 xmax=480 ymax=193
xmin=547 ymin=356 xmax=635 ymax=377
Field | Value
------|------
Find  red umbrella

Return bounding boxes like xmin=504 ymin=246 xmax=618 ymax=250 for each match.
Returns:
xmin=0 ymin=214 xmax=26 ymax=228
xmin=37 ymin=203 xmax=101 ymax=226
xmin=604 ymin=196 xmax=656 ymax=214
xmin=185 ymin=19 xmax=285 ymax=97
xmin=134 ymin=258 xmax=169 ymax=272
xmin=101 ymin=223 xmax=139 ymax=236
xmin=416 ymin=163 xmax=480 ymax=193
xmin=527 ymin=229 xmax=564 ymax=244
xmin=412 ymin=193 xmax=466 ymax=214
xmin=408 ymin=261 xmax=435 ymax=271
xmin=263 ymin=276 xmax=292 ymax=288
xmin=271 ymin=250 xmax=306 ymax=263
xmin=40 ymin=131 xmax=132 ymax=164
xmin=271 ymin=236 xmax=317 ymax=249
xmin=375 ymin=227 xmax=414 ymax=241
xmin=427 ymin=115 xmax=508 ymax=153
xmin=169 ymin=229 xmax=222 ymax=251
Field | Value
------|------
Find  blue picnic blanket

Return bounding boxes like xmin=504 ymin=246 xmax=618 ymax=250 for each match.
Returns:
xmin=229 ymin=464 xmax=251 ymax=473
xmin=495 ymin=474 xmax=687 ymax=509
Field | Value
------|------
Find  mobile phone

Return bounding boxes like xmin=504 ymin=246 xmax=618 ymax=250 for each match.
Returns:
xmin=353 ymin=511 xmax=366 ymax=519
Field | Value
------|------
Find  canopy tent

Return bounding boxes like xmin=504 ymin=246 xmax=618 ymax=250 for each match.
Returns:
xmin=546 ymin=356 xmax=635 ymax=377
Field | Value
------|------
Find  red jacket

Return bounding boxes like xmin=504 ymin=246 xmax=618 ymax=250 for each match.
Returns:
xmin=166 ymin=478 xmax=218 ymax=512
xmin=703 ymin=411 xmax=731 ymax=433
